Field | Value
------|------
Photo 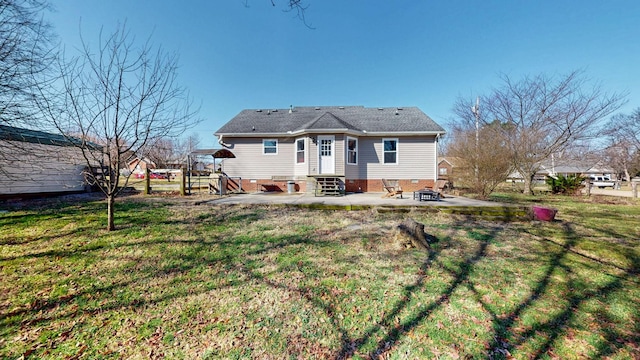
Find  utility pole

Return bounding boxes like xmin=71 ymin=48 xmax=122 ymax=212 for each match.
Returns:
xmin=471 ymin=97 xmax=480 ymax=181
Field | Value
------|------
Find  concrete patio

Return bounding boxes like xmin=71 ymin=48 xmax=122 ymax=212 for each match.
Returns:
xmin=203 ymin=191 xmax=501 ymax=207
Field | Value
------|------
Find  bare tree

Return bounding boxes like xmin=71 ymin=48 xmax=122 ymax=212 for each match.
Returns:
xmin=602 ymin=140 xmax=638 ymax=182
xmin=448 ymin=101 xmax=512 ymax=198
xmin=173 ymin=133 xmax=200 ymax=164
xmin=145 ymin=138 xmax=175 ymax=169
xmin=604 ymin=109 xmax=640 ymax=181
xmin=481 ymin=71 xmax=625 ymax=195
xmin=0 ymin=0 xmax=57 ymax=179
xmin=607 ymin=109 xmax=640 ymax=151
xmin=37 ymin=24 xmax=200 ymax=231
xmin=0 ymin=0 xmax=54 ymax=127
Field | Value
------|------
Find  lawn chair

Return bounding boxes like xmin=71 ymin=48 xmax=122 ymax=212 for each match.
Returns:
xmin=382 ymin=179 xmax=403 ymax=198
xmin=433 ymin=179 xmax=448 ymax=198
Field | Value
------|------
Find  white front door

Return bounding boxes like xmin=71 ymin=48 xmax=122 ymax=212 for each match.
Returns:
xmin=318 ymin=135 xmax=335 ymax=174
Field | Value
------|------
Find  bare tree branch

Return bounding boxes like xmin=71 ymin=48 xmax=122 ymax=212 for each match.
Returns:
xmin=484 ymin=70 xmax=626 ymax=194
xmin=0 ymin=0 xmax=57 ymax=180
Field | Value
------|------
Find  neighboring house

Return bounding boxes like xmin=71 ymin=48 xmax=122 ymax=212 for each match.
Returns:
xmin=507 ymin=160 xmax=616 ymax=183
xmin=127 ymin=157 xmax=156 ymax=173
xmin=214 ymin=106 xmax=446 ymax=193
xmin=537 ymin=160 xmax=615 ymax=179
xmin=0 ymin=125 xmax=101 ymax=197
xmin=437 ymin=157 xmax=465 ymax=183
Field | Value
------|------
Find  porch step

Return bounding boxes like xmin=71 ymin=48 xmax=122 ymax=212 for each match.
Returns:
xmin=314 ymin=176 xmax=344 ymax=196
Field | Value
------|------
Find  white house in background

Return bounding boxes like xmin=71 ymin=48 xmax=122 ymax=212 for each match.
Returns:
xmin=214 ymin=106 xmax=446 ymax=193
xmin=0 ymin=125 xmax=101 ymax=198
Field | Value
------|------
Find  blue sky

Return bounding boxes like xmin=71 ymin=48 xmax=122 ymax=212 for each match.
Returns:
xmin=47 ymin=1 xmax=640 ymax=147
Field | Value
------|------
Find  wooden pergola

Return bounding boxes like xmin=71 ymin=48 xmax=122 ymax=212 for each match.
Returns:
xmin=187 ymin=148 xmax=236 ymax=195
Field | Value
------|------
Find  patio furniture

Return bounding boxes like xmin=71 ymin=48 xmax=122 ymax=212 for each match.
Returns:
xmin=413 ymin=189 xmax=440 ymax=201
xmin=382 ymin=179 xmax=403 ymax=198
xmin=433 ymin=179 xmax=449 ymax=197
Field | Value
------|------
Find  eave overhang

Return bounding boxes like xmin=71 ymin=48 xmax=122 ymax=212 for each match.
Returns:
xmin=215 ymin=129 xmax=446 ymax=138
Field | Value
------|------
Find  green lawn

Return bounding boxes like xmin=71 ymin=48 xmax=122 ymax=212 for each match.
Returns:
xmin=1 ymin=194 xmax=638 ymax=359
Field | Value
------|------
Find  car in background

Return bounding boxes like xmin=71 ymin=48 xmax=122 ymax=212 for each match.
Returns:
xmin=589 ymin=175 xmax=615 ymax=188
xmin=150 ymin=172 xmax=168 ymax=179
xmin=132 ymin=172 xmax=168 ymax=179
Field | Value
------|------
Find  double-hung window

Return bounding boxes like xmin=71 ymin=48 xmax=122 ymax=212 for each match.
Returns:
xmin=263 ymin=139 xmax=278 ymax=155
xmin=383 ymin=139 xmax=398 ymax=164
xmin=346 ymin=137 xmax=358 ymax=165
xmin=295 ymin=138 xmax=305 ymax=163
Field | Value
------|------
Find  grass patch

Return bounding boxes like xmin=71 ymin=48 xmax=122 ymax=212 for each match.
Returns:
xmin=0 ymin=194 xmax=638 ymax=359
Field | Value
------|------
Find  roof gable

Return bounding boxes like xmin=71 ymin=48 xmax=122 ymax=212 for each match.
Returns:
xmin=298 ymin=111 xmax=358 ymax=131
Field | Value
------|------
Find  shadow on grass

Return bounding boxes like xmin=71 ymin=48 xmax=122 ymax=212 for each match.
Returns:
xmin=1 ymin=200 xmax=638 ymax=359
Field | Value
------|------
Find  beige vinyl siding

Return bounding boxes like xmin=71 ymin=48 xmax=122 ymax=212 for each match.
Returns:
xmin=308 ymin=137 xmax=318 ymax=175
xmin=356 ymin=136 xmax=437 ymax=180
xmin=0 ymin=141 xmax=89 ymax=195
xmin=334 ymin=134 xmax=345 ymax=175
xmin=222 ymin=137 xmax=295 ymax=179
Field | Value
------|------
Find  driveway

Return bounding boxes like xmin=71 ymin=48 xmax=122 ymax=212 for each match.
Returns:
xmin=586 ymin=188 xmax=635 ymax=198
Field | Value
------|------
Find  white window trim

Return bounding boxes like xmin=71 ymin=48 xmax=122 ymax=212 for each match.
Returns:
xmin=295 ymin=138 xmax=306 ymax=164
xmin=263 ymin=139 xmax=278 ymax=155
xmin=382 ymin=138 xmax=399 ymax=165
xmin=346 ymin=136 xmax=358 ymax=165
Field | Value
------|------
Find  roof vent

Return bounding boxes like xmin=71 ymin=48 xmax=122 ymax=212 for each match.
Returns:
xmin=272 ymin=109 xmax=278 ymax=112
xmin=395 ymin=110 xmax=399 ymax=115
xmin=378 ymin=107 xmax=384 ymax=111
xmin=267 ymin=110 xmax=271 ymax=115
xmin=256 ymin=109 xmax=262 ymax=112
xmin=289 ymin=105 xmax=293 ymax=114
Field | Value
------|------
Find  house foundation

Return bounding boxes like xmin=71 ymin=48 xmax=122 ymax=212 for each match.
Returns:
xmin=237 ymin=178 xmax=436 ymax=194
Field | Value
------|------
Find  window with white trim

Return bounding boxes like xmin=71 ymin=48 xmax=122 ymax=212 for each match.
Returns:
xmin=263 ymin=139 xmax=278 ymax=155
xmin=295 ymin=138 xmax=305 ymax=163
xmin=346 ymin=137 xmax=358 ymax=165
xmin=383 ymin=139 xmax=398 ymax=164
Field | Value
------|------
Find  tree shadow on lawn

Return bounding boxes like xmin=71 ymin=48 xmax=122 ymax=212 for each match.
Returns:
xmin=337 ymin=216 xmax=499 ymax=359
xmin=241 ymin=213 xmax=637 ymax=359
xmin=507 ymin=221 xmax=639 ymax=359
xmin=2 ymin=202 xmax=638 ymax=359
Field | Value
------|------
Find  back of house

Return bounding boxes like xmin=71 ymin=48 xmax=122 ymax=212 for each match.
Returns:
xmin=214 ymin=106 xmax=446 ymax=194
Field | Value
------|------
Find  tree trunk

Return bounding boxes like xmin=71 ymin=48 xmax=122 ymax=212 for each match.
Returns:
xmin=395 ymin=218 xmax=430 ymax=250
xmin=107 ymin=195 xmax=115 ymax=231
xmin=523 ymin=175 xmax=533 ymax=195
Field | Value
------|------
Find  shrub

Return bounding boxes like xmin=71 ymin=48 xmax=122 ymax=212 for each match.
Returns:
xmin=545 ymin=174 xmax=585 ymax=195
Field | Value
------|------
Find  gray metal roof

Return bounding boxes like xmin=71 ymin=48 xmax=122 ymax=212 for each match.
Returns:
xmin=215 ymin=106 xmax=446 ymax=136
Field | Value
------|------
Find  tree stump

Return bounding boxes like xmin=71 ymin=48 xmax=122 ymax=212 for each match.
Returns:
xmin=395 ymin=218 xmax=432 ymax=250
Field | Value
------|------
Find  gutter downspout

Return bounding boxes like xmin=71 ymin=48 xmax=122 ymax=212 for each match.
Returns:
xmin=435 ymin=133 xmax=440 ymax=182
xmin=217 ymin=134 xmax=231 ymax=148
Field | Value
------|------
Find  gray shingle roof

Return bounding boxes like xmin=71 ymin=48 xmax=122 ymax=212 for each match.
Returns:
xmin=0 ymin=124 xmax=102 ymax=149
xmin=215 ymin=106 xmax=446 ymax=136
